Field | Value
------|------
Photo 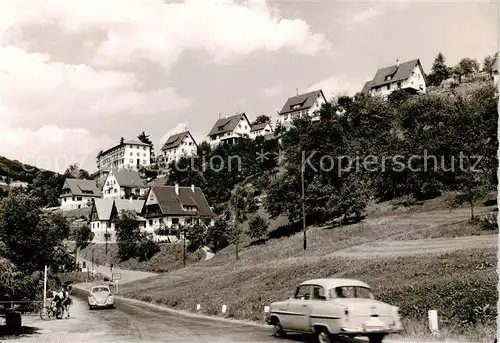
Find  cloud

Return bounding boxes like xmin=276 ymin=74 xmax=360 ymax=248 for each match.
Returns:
xmin=262 ymin=84 xmax=283 ymax=98
xmin=0 ymin=124 xmax=114 ymax=173
xmin=337 ymin=7 xmax=385 ymax=25
xmin=308 ymin=76 xmax=363 ymax=100
xmin=3 ymin=0 xmax=331 ymax=71
xmin=0 ymin=46 xmax=190 ymax=171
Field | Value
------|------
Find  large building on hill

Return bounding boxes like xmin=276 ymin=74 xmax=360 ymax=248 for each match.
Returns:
xmin=278 ymin=90 xmax=327 ymax=129
xmin=207 ymin=113 xmax=252 ymax=147
xmin=141 ymin=184 xmax=216 ymax=242
xmin=160 ymin=130 xmax=198 ymax=165
xmin=361 ymin=59 xmax=427 ymax=97
xmin=101 ymin=169 xmax=148 ymax=199
xmin=59 ymin=178 xmax=102 ymax=210
xmin=96 ymin=139 xmax=153 ymax=173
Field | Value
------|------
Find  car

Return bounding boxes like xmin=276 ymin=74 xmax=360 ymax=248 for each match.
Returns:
xmin=266 ymin=278 xmax=403 ymax=343
xmin=87 ymin=285 xmax=114 ymax=310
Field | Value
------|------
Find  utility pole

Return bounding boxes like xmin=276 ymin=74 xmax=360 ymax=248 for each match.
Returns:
xmin=301 ymin=150 xmax=307 ymax=250
xmin=183 ymin=225 xmax=186 ymax=268
xmin=43 ymin=265 xmax=47 ymax=306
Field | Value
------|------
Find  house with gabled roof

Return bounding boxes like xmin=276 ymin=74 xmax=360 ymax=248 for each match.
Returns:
xmin=89 ymin=198 xmax=145 ymax=243
xmin=361 ymin=59 xmax=427 ymax=97
xmin=101 ymin=169 xmax=148 ymax=199
xmin=59 ymin=178 xmax=102 ymax=211
xmin=141 ymin=184 xmax=216 ymax=242
xmin=160 ymin=130 xmax=198 ymax=165
xmin=207 ymin=113 xmax=252 ymax=147
xmin=278 ymin=89 xmax=327 ymax=128
xmin=250 ymin=122 xmax=273 ymax=139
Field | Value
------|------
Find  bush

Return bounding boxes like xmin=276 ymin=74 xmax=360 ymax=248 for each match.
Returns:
xmin=478 ymin=212 xmax=498 ymax=231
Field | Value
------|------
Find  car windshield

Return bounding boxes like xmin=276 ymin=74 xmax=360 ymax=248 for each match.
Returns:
xmin=328 ymin=286 xmax=374 ymax=299
xmin=92 ymin=287 xmax=109 ymax=293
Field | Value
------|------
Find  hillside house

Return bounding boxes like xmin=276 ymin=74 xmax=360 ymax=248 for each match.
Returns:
xmin=141 ymin=184 xmax=216 ymax=242
xmin=96 ymin=139 xmax=153 ymax=173
xmin=207 ymin=113 xmax=252 ymax=147
xmin=250 ymin=122 xmax=273 ymax=138
xmin=59 ymin=178 xmax=102 ymax=211
xmin=492 ymin=58 xmax=499 ymax=84
xmin=101 ymin=169 xmax=148 ymax=199
xmin=362 ymin=59 xmax=427 ymax=97
xmin=278 ymin=90 xmax=327 ymax=128
xmin=160 ymin=131 xmax=198 ymax=165
xmin=89 ymin=198 xmax=145 ymax=243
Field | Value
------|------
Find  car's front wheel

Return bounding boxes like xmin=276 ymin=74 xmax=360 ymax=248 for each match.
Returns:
xmin=368 ymin=333 xmax=385 ymax=343
xmin=315 ymin=327 xmax=332 ymax=343
xmin=272 ymin=320 xmax=286 ymax=338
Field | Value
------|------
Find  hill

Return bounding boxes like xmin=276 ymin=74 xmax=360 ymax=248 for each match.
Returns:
xmin=0 ymin=155 xmax=48 ymax=183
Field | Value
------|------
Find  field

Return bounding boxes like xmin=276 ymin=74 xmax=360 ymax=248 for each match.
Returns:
xmin=107 ymin=194 xmax=498 ymax=342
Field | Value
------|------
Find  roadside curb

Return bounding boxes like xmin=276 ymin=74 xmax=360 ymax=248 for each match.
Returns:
xmin=71 ymin=283 xmax=269 ymax=329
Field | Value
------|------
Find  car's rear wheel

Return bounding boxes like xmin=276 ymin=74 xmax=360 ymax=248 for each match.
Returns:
xmin=315 ymin=327 xmax=332 ymax=343
xmin=368 ymin=333 xmax=385 ymax=343
xmin=272 ymin=320 xmax=286 ymax=338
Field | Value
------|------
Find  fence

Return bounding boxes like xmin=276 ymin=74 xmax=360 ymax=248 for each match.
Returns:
xmin=0 ymin=300 xmax=47 ymax=317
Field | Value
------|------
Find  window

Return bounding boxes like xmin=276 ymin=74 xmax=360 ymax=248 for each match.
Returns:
xmin=72 ymin=197 xmax=75 ymax=201
xmin=114 ymin=189 xmax=117 ymax=193
xmin=137 ymin=153 xmax=140 ymax=156
xmin=92 ymin=223 xmax=94 ymax=229
xmin=328 ymin=286 xmax=374 ymax=300
xmin=64 ymin=198 xmax=67 ymax=202
xmin=148 ymin=219 xmax=153 ymax=226
xmin=76 ymin=197 xmax=82 ymax=201
xmin=386 ymin=84 xmax=390 ymax=90
xmin=143 ymin=153 xmax=146 ymax=156
xmin=143 ymin=147 xmax=146 ymax=150
xmin=397 ymin=82 xmax=402 ymax=88
xmin=172 ymin=218 xmax=179 ymax=225
xmin=129 ymin=159 xmax=133 ymax=163
xmin=130 ymin=152 xmax=133 ymax=156
xmin=78 ymin=205 xmax=81 ymax=208
xmin=294 ymin=285 xmax=311 ymax=300
xmin=143 ymin=160 xmax=147 ymax=164
xmin=312 ymin=285 xmax=326 ymax=300
xmin=97 ymin=222 xmax=99 ymax=228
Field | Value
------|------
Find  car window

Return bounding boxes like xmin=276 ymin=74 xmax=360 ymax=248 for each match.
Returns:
xmin=329 ymin=286 xmax=374 ymax=299
xmin=294 ymin=285 xmax=311 ymax=300
xmin=92 ymin=287 xmax=109 ymax=293
xmin=312 ymin=285 xmax=326 ymax=301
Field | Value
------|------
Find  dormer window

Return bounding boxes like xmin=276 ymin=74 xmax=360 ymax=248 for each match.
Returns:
xmin=385 ymin=75 xmax=392 ymax=81
xmin=291 ymin=104 xmax=301 ymax=110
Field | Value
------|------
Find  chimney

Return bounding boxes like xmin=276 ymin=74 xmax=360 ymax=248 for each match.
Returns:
xmin=296 ymin=88 xmax=299 ymax=96
xmin=396 ymin=59 xmax=400 ymax=67
xmin=191 ymin=184 xmax=195 ymax=192
xmin=175 ymin=183 xmax=179 ymax=195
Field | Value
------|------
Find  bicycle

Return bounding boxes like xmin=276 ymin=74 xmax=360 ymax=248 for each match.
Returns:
xmin=39 ymin=299 xmax=63 ymax=320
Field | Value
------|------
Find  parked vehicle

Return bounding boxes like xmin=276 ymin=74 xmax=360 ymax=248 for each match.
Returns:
xmin=87 ymin=285 xmax=114 ymax=310
xmin=267 ymin=278 xmax=403 ymax=343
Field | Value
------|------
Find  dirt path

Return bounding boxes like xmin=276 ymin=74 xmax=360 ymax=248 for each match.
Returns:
xmin=329 ymin=206 xmax=497 ymax=259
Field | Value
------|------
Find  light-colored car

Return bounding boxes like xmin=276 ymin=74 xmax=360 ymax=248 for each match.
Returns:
xmin=267 ymin=278 xmax=403 ymax=343
xmin=87 ymin=285 xmax=114 ymax=310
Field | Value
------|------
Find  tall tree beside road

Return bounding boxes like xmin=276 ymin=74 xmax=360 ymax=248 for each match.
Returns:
xmin=115 ymin=210 xmax=159 ymax=262
xmin=247 ymin=214 xmax=268 ymax=242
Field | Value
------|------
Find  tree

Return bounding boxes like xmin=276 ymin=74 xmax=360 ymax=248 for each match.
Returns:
xmin=186 ymin=219 xmax=205 ymax=252
xmin=206 ymin=218 xmax=229 ymax=253
xmin=427 ymin=53 xmax=451 ymax=86
xmin=138 ymin=131 xmax=155 ymax=163
xmin=63 ymin=163 xmax=90 ymax=179
xmin=120 ymin=137 xmax=124 ymax=145
xmin=29 ymin=171 xmax=65 ymax=207
xmin=72 ymin=224 xmax=94 ymax=270
xmin=247 ymin=214 xmax=268 ymax=242
xmin=229 ymin=186 xmax=256 ymax=260
xmin=252 ymin=115 xmax=271 ymax=126
xmin=453 ymin=58 xmax=480 ymax=81
xmin=482 ymin=53 xmax=498 ymax=78
xmin=115 ymin=210 xmax=142 ymax=261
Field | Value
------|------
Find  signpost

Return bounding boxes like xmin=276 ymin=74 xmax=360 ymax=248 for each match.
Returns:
xmin=112 ymin=273 xmax=122 ymax=293
xmin=82 ymin=268 xmax=88 ymax=282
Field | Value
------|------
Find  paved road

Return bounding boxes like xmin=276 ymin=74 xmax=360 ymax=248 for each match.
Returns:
xmin=1 ymin=291 xmax=404 ymax=343
xmin=75 ymin=256 xmax=157 ymax=284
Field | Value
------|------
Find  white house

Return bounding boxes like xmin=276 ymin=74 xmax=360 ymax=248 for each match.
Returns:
xmin=361 ymin=59 xmax=427 ymax=97
xmin=59 ymin=178 xmax=102 ymax=211
xmin=207 ymin=113 xmax=252 ymax=147
xmin=160 ymin=131 xmax=198 ymax=165
xmin=278 ymin=89 xmax=327 ymax=129
xmin=141 ymin=184 xmax=216 ymax=242
xmin=101 ymin=169 xmax=148 ymax=199
xmin=96 ymin=139 xmax=153 ymax=173
xmin=250 ymin=122 xmax=273 ymax=138
xmin=89 ymin=198 xmax=145 ymax=243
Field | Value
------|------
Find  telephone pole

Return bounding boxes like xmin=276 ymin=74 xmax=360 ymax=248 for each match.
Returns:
xmin=301 ymin=150 xmax=307 ymax=250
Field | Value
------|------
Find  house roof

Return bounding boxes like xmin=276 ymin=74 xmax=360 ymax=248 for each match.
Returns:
xmin=146 ymin=185 xmax=216 ymax=217
xmin=361 ymin=80 xmax=372 ymax=94
xmin=365 ymin=59 xmax=424 ymax=90
xmin=250 ymin=122 xmax=270 ymax=132
xmin=279 ymin=90 xmax=325 ymax=115
xmin=98 ymin=139 xmax=151 ymax=158
xmin=60 ymin=178 xmax=102 ymax=198
xmin=208 ymin=113 xmax=249 ymax=137
xmin=161 ymin=131 xmax=196 ymax=151
xmin=92 ymin=198 xmax=114 ymax=221
xmin=114 ymin=199 xmax=144 ymax=214
xmin=111 ymin=169 xmax=146 ymax=188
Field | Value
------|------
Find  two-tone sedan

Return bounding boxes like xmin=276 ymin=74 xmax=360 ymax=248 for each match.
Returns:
xmin=87 ymin=285 xmax=115 ymax=310
xmin=267 ymin=278 xmax=403 ymax=343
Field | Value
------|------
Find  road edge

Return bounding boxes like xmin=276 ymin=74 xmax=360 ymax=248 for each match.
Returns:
xmin=72 ymin=283 xmax=269 ymax=329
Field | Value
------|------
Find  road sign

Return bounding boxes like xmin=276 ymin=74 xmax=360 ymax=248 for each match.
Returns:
xmin=112 ymin=273 xmax=122 ymax=281
xmin=81 ymin=268 xmax=88 ymax=273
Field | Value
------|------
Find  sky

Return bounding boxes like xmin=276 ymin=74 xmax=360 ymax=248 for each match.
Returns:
xmin=1 ymin=0 xmax=498 ymax=173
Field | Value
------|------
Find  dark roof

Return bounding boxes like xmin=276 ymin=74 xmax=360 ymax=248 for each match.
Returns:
xmin=115 ymin=199 xmax=145 ymax=214
xmin=279 ymin=90 xmax=325 ymax=115
xmin=366 ymin=59 xmax=424 ymax=89
xmin=60 ymin=178 xmax=102 ymax=198
xmin=98 ymin=139 xmax=151 ymax=158
xmin=146 ymin=185 xmax=215 ymax=218
xmin=361 ymin=81 xmax=372 ymax=94
xmin=161 ymin=131 xmax=196 ymax=151
xmin=111 ymin=169 xmax=146 ymax=188
xmin=250 ymin=123 xmax=270 ymax=132
xmin=208 ymin=113 xmax=250 ymax=136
